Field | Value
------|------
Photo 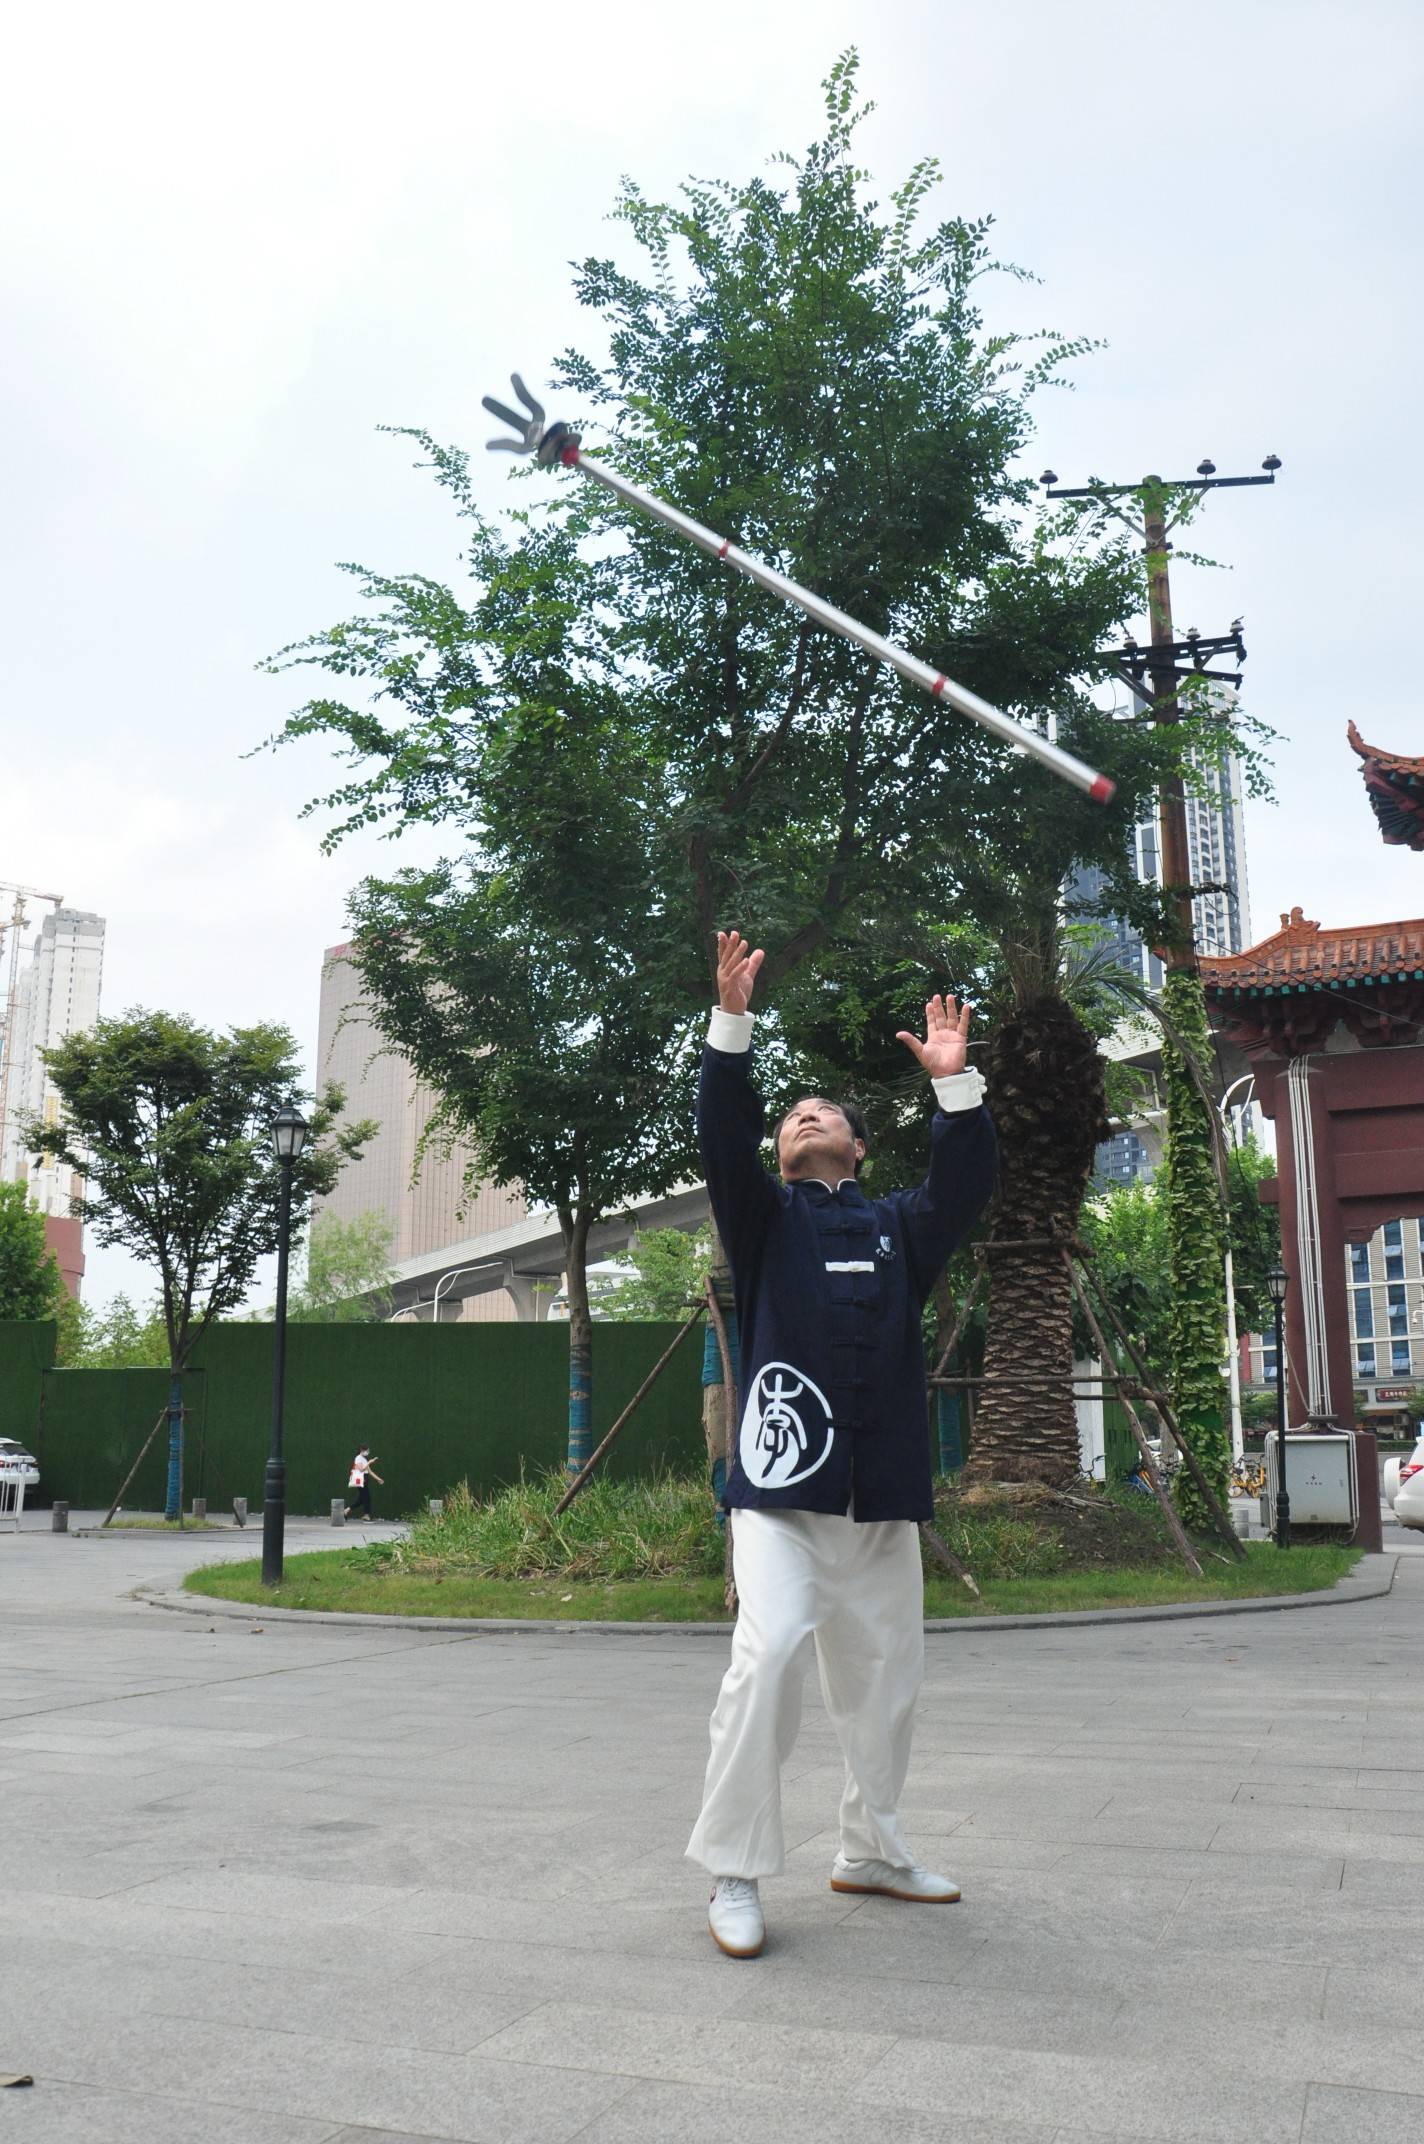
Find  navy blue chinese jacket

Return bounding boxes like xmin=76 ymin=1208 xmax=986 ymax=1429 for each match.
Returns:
xmin=699 ymin=1011 xmax=998 ymax=1523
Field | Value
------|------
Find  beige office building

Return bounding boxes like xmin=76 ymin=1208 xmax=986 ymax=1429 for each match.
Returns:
xmin=315 ymin=943 xmax=526 ymax=1319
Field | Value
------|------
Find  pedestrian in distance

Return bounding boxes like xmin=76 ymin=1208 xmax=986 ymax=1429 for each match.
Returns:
xmin=345 ymin=1447 xmax=383 ymax=1521
xmin=688 ymin=929 xmax=998 ymax=1959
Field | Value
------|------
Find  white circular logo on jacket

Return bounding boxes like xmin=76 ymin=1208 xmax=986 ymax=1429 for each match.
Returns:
xmin=740 ymin=1362 xmax=835 ymax=1488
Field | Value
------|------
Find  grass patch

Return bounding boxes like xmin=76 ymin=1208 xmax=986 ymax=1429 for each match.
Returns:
xmin=181 ymin=1468 xmax=1363 ymax=1621
xmin=387 ymin=1474 xmax=725 ymax=1581
xmin=182 ymin=1544 xmax=1361 ymax=1620
xmin=183 ymin=1554 xmax=731 ymax=1621
xmin=105 ymin=1516 xmax=231 ymax=1532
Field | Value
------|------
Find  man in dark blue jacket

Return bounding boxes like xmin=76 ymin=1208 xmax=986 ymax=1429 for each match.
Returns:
xmin=688 ymin=930 xmax=998 ymax=1958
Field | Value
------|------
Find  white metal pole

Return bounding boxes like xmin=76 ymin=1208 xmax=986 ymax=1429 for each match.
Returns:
xmin=481 ymin=377 xmax=1116 ymax=804
xmin=1218 ymin=1074 xmax=1255 ymax=1467
xmin=566 ymin=447 xmax=1115 ymax=802
xmin=1225 ymin=1244 xmax=1244 ymax=1464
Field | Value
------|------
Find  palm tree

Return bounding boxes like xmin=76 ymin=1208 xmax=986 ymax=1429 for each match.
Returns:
xmin=965 ymin=923 xmax=1111 ymax=1484
xmin=965 ymin=928 xmax=1230 ymax=1488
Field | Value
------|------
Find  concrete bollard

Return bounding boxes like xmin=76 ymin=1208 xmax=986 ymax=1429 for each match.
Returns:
xmin=428 ymin=1498 xmax=444 ymax=1516
xmin=191 ymin=1498 xmax=207 ymax=1522
xmin=232 ymin=1497 xmax=248 ymax=1528
xmin=52 ymin=1502 xmax=69 ymax=1533
xmin=1230 ymin=1504 xmax=1251 ymax=1539
xmin=331 ymin=1499 xmax=346 ymax=1526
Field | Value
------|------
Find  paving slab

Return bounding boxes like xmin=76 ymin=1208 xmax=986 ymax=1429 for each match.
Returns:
xmin=1302 ymin=2081 xmax=1424 ymax=2141
xmin=0 ymin=1522 xmax=1419 ymax=2141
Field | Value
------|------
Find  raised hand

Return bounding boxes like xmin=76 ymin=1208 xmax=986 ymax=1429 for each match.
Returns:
xmin=716 ymin=929 xmax=765 ymax=1015
xmin=896 ymin=994 xmax=972 ymax=1080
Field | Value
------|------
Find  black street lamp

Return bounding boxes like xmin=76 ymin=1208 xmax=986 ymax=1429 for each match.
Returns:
xmin=262 ymin=1104 xmax=311 ymax=1587
xmin=1266 ymin=1260 xmax=1291 ymax=1550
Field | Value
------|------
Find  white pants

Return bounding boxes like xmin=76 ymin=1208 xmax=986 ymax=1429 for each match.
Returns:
xmin=685 ymin=1507 xmax=925 ymax=1879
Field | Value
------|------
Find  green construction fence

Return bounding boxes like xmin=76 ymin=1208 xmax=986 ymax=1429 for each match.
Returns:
xmin=0 ymin=1318 xmax=707 ymax=1515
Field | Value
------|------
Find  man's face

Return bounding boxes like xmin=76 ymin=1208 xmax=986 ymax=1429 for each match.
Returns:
xmin=776 ymin=1097 xmax=864 ymax=1183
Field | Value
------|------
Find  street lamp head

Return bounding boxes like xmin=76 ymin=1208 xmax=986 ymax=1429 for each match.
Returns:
xmin=1196 ymin=458 xmax=1216 ymax=477
xmin=1266 ymin=1260 xmax=1289 ymax=1308
xmin=271 ymin=1104 xmax=311 ymax=1165
xmin=1039 ymin=469 xmax=1058 ymax=488
xmin=1261 ymin=454 xmax=1281 ymax=473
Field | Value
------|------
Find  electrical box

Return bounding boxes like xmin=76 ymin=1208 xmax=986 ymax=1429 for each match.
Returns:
xmin=1265 ymin=1430 xmax=1357 ymax=1527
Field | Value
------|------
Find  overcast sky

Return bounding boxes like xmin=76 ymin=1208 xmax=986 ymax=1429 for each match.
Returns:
xmin=4 ymin=0 xmax=1421 ymax=1307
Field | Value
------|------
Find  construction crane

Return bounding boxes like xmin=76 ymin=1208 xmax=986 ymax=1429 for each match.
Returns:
xmin=0 ymin=882 xmax=63 ymax=1168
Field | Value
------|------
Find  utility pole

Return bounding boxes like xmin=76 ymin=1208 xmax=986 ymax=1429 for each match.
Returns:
xmin=1039 ymin=456 xmax=1280 ymax=967
xmin=1038 ymin=459 xmax=1281 ymax=1509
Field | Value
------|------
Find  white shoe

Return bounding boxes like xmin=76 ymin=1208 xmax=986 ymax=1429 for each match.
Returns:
xmin=830 ymin=1855 xmax=961 ymax=1903
xmin=708 ymin=1876 xmax=765 ymax=1957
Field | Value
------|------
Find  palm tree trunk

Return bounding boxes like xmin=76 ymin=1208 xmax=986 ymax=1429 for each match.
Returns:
xmin=964 ymin=989 xmax=1109 ymax=1488
xmin=970 ymin=1247 xmax=1078 ymax=1482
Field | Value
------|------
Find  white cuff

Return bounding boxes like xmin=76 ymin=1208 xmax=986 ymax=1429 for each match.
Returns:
xmin=932 ymin=1066 xmax=986 ymax=1114
xmin=707 ymin=1008 xmax=755 ymax=1054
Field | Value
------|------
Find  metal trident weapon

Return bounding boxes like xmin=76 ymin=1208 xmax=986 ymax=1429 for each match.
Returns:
xmin=481 ymin=373 xmax=1115 ymax=804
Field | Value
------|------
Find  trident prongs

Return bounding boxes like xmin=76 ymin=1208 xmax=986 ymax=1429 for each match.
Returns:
xmin=481 ymin=373 xmax=546 ymax=455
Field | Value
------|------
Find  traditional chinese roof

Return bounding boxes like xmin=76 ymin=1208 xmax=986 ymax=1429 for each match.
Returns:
xmin=1201 ymin=907 xmax=1424 ymax=1057
xmin=1348 ymin=720 xmax=1424 ymax=851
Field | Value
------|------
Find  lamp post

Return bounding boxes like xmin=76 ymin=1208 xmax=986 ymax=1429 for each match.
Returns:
xmin=1266 ymin=1260 xmax=1291 ymax=1549
xmin=262 ymin=1104 xmax=311 ymax=1588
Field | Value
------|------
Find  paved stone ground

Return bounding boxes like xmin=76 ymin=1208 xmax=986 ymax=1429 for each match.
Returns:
xmin=2 ymin=1513 xmax=1422 ymax=2144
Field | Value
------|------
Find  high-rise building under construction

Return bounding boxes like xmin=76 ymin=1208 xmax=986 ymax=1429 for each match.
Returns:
xmin=0 ymin=901 xmax=105 ymax=1294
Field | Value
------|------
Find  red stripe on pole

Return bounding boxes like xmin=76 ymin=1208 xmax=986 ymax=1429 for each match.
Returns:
xmin=718 ymin=541 xmax=730 ymax=559
xmin=1090 ymin=774 xmax=1116 ymax=805
xmin=932 ymin=675 xmax=947 ymax=696
xmin=560 ymin=443 xmax=580 ymax=466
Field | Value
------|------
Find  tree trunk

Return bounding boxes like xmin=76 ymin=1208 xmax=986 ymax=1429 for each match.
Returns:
xmin=163 ymin=1368 xmax=184 ymax=1522
xmin=561 ymin=1207 xmax=594 ymax=1477
xmin=970 ymin=1246 xmax=1077 ymax=1482
xmin=965 ymin=991 xmax=1109 ymax=1488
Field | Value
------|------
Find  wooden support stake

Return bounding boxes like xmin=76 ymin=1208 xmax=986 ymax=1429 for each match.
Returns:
xmin=553 ymin=1308 xmax=704 ymax=1516
xmin=102 ymin=1407 xmax=172 ymax=1528
xmin=1064 ymin=1256 xmax=1204 ymax=1578
xmin=919 ymin=1521 xmax=981 ymax=1598
xmin=928 ymin=1262 xmax=987 ymax=1387
xmin=1078 ymin=1254 xmax=1245 ymax=1561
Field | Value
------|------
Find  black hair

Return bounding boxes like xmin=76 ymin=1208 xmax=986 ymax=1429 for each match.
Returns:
xmin=772 ymin=1097 xmax=869 ymax=1176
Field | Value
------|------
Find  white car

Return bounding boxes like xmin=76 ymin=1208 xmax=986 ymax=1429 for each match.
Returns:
xmin=1391 ymin=1436 xmax=1424 ymax=1532
xmin=0 ymin=1437 xmax=40 ymax=1491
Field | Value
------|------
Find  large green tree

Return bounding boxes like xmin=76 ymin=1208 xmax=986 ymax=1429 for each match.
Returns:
xmin=269 ymin=55 xmax=1222 ymax=1487
xmin=28 ymin=1012 xmax=372 ymax=1517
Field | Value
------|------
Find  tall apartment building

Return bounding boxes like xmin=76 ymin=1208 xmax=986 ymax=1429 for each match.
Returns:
xmin=315 ymin=944 xmax=526 ymax=1318
xmin=1246 ymin=1218 xmax=1424 ymax=1426
xmin=0 ymin=906 xmax=105 ymax=1294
